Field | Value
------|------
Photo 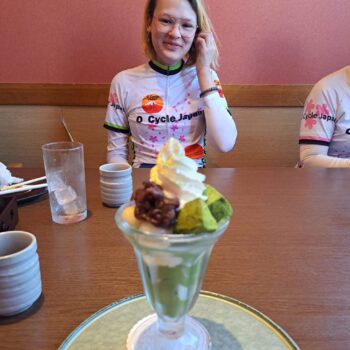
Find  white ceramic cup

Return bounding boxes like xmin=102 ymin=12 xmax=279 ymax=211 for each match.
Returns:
xmin=99 ymin=163 xmax=133 ymax=207
xmin=0 ymin=231 xmax=42 ymax=316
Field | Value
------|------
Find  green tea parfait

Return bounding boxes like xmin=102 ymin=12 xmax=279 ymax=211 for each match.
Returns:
xmin=115 ymin=203 xmax=230 ymax=350
xmin=115 ymin=138 xmax=232 ymax=350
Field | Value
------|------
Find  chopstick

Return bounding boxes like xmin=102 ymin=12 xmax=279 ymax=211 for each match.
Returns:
xmin=0 ymin=183 xmax=48 ymax=195
xmin=0 ymin=176 xmax=46 ymax=191
xmin=61 ymin=116 xmax=75 ymax=142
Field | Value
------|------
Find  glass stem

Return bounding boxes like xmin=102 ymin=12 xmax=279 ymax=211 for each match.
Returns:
xmin=157 ymin=316 xmax=185 ymax=339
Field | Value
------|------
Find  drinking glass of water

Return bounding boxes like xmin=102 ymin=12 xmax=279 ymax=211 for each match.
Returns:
xmin=42 ymin=142 xmax=87 ymax=224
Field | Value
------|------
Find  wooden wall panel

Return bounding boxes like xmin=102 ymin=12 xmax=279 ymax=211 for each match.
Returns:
xmin=0 ymin=106 xmax=68 ymax=167
xmin=0 ymin=105 xmax=301 ymax=168
xmin=0 ymin=84 xmax=312 ymax=107
xmin=209 ymin=107 xmax=302 ymax=167
xmin=224 ymin=85 xmax=310 ymax=107
xmin=0 ymin=106 xmax=106 ymax=168
xmin=0 ymin=84 xmax=108 ymax=107
xmin=0 ymin=84 xmax=304 ymax=168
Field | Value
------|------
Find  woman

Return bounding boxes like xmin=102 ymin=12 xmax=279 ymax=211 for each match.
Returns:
xmin=299 ymin=66 xmax=350 ymax=167
xmin=104 ymin=0 xmax=237 ymax=168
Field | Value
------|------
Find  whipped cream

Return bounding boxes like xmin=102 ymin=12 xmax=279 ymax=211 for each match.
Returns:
xmin=150 ymin=138 xmax=207 ymax=207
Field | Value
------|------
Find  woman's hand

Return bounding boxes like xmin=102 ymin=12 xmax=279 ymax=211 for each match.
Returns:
xmin=195 ymin=31 xmax=216 ymax=72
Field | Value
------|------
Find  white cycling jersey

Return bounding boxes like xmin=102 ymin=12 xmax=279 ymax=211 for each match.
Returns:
xmin=299 ymin=66 xmax=350 ymax=158
xmin=104 ymin=60 xmax=231 ymax=167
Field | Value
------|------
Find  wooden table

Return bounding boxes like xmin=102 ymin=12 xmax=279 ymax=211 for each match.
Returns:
xmin=1 ymin=168 xmax=350 ymax=350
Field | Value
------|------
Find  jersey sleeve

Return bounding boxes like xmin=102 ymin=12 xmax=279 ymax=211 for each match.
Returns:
xmin=299 ymin=79 xmax=337 ymax=147
xmin=300 ymin=144 xmax=350 ymax=168
xmin=104 ymin=74 xmax=130 ymax=163
xmin=202 ymin=70 xmax=237 ymax=152
xmin=203 ymin=70 xmax=229 ymax=109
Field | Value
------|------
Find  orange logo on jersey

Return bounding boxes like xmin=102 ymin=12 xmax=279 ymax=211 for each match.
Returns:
xmin=214 ymin=80 xmax=224 ymax=98
xmin=185 ymin=143 xmax=204 ymax=159
xmin=142 ymin=94 xmax=164 ymax=114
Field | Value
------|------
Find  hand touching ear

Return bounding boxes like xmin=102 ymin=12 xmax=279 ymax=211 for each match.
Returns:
xmin=195 ymin=31 xmax=217 ymax=72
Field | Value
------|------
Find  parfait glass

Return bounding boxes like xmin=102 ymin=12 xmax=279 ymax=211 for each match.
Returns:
xmin=115 ymin=202 xmax=230 ymax=350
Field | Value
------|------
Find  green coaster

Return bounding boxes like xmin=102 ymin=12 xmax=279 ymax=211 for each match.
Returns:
xmin=59 ymin=291 xmax=299 ymax=350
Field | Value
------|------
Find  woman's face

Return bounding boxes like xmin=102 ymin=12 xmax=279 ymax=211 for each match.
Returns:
xmin=148 ymin=0 xmax=197 ymax=66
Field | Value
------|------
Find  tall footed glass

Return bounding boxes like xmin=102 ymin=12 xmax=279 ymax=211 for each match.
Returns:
xmin=115 ymin=202 xmax=230 ymax=350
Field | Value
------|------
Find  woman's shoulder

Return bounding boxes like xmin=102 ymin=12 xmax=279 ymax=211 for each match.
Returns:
xmin=110 ymin=63 xmax=150 ymax=85
xmin=314 ymin=66 xmax=349 ymax=93
xmin=304 ymin=66 xmax=350 ymax=113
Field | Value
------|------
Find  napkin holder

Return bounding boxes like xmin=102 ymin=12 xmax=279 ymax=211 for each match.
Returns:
xmin=0 ymin=196 xmax=18 ymax=232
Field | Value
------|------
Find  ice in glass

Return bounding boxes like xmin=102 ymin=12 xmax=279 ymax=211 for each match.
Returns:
xmin=42 ymin=142 xmax=87 ymax=224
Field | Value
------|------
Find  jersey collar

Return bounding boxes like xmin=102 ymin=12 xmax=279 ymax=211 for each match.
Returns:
xmin=149 ymin=60 xmax=184 ymax=75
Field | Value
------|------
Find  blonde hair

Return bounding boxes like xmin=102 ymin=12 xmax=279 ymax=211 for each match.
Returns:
xmin=142 ymin=0 xmax=219 ymax=69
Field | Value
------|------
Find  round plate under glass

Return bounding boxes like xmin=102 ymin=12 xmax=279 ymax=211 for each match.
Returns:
xmin=59 ymin=291 xmax=300 ymax=350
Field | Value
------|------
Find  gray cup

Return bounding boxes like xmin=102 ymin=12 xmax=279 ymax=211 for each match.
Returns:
xmin=99 ymin=163 xmax=133 ymax=207
xmin=0 ymin=231 xmax=42 ymax=316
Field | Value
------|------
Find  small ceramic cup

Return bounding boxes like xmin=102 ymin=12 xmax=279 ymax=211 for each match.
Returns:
xmin=99 ymin=163 xmax=133 ymax=207
xmin=0 ymin=231 xmax=42 ymax=316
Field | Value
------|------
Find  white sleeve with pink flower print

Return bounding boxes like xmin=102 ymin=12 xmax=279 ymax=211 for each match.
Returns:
xmin=299 ymin=66 xmax=350 ymax=167
xmin=202 ymin=70 xmax=237 ymax=153
xmin=105 ymin=74 xmax=130 ymax=164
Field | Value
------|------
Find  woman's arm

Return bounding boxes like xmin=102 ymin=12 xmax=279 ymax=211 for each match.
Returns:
xmin=106 ymin=131 xmax=129 ymax=164
xmin=104 ymin=76 xmax=130 ymax=164
xmin=201 ymin=92 xmax=237 ymax=152
xmin=195 ymin=32 xmax=237 ymax=152
xmin=300 ymin=144 xmax=350 ymax=167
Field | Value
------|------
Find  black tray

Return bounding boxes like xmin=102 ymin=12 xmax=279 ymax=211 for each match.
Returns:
xmin=0 ymin=196 xmax=18 ymax=232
